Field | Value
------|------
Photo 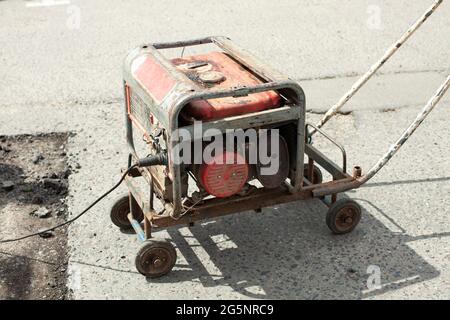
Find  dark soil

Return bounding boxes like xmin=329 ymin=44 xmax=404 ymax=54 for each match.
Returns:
xmin=0 ymin=133 xmax=70 ymax=299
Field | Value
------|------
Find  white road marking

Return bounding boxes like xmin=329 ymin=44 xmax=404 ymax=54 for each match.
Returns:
xmin=210 ymin=234 xmax=238 ymax=251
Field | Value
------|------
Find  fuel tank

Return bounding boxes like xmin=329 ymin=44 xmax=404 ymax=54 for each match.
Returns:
xmin=171 ymin=52 xmax=281 ymax=121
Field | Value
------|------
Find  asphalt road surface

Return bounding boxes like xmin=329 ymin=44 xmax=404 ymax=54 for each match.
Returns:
xmin=1 ymin=0 xmax=449 ymax=299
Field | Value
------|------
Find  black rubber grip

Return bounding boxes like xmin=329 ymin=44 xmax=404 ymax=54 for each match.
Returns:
xmin=137 ymin=153 xmax=168 ymax=167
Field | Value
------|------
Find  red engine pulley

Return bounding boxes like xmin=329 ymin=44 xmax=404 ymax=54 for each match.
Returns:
xmin=198 ymin=151 xmax=249 ymax=198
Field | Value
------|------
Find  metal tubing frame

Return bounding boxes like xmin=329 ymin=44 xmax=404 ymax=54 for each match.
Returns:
xmin=359 ymin=75 xmax=450 ymax=184
xmin=306 ymin=123 xmax=347 ymax=174
xmin=121 ymin=36 xmax=449 ymax=226
xmin=312 ymin=75 xmax=450 ymax=197
xmin=122 ymin=136 xmax=356 ymax=229
xmin=135 ymin=89 xmax=305 ymax=218
xmin=123 ymin=36 xmax=307 ymax=218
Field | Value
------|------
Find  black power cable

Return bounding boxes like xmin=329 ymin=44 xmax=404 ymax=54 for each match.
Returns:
xmin=0 ymin=164 xmax=138 ymax=244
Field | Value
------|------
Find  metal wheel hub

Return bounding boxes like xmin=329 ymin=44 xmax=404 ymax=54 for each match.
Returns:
xmin=141 ymin=248 xmax=171 ymax=273
xmin=336 ymin=207 xmax=357 ymax=231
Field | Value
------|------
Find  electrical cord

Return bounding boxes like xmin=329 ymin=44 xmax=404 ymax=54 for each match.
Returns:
xmin=0 ymin=164 xmax=138 ymax=244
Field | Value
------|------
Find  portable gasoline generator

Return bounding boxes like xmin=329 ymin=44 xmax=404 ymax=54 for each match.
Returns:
xmin=110 ymin=36 xmax=450 ymax=278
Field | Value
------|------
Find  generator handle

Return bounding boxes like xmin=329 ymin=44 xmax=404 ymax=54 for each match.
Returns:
xmin=312 ymin=0 xmax=444 ymax=134
xmin=305 ymin=123 xmax=347 ymax=173
xmin=152 ymin=36 xmax=227 ymax=49
xmin=312 ymin=75 xmax=449 ymax=197
xmin=358 ymin=75 xmax=450 ymax=184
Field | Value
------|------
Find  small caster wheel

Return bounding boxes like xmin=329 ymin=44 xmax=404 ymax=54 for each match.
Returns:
xmin=135 ymin=240 xmax=177 ymax=278
xmin=326 ymin=199 xmax=361 ymax=234
xmin=110 ymin=194 xmax=144 ymax=229
xmin=303 ymin=164 xmax=323 ymax=184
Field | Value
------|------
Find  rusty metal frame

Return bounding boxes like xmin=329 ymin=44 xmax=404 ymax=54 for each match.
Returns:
xmin=115 ymin=3 xmax=450 ymax=256
xmin=123 ymin=36 xmax=311 ymax=218
xmin=125 ymin=153 xmax=354 ymax=230
xmin=306 ymin=123 xmax=347 ymax=174
xmin=122 ymin=133 xmax=357 ymax=233
xmin=121 ymin=35 xmax=449 ymax=236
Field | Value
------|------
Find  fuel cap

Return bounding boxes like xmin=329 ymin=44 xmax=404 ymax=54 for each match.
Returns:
xmin=199 ymin=71 xmax=226 ymax=84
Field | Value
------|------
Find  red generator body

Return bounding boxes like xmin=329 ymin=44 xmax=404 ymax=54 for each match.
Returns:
xmin=171 ymin=51 xmax=281 ymax=121
xmin=116 ymin=36 xmax=361 ymax=278
xmin=128 ymin=45 xmax=294 ymax=199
